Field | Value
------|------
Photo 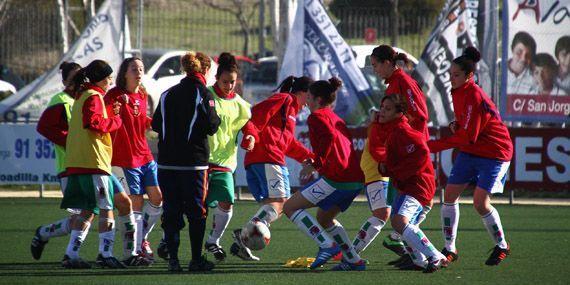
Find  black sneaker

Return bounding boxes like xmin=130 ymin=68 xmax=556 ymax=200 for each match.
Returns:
xmin=230 ymin=229 xmax=259 ymax=261
xmin=31 ymin=226 xmax=47 ymax=260
xmin=96 ymin=254 xmax=127 ymax=269
xmin=157 ymin=238 xmax=169 ymax=260
xmin=205 ymin=242 xmax=227 ymax=262
xmin=441 ymin=248 xmax=459 ymax=263
xmin=390 ymin=254 xmax=412 ymax=267
xmin=61 ymin=255 xmax=91 ymax=269
xmin=423 ymin=256 xmax=449 ymax=273
xmin=485 ymin=244 xmax=510 ymax=266
xmin=395 ymin=255 xmax=416 ymax=269
xmin=382 ymin=235 xmax=406 ymax=256
xmin=168 ymin=258 xmax=182 ymax=272
xmin=123 ymin=255 xmax=152 ymax=267
xmin=188 ymin=255 xmax=215 ymax=272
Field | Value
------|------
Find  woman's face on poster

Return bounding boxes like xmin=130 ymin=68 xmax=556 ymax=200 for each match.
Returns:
xmin=557 ymin=49 xmax=570 ymax=76
xmin=511 ymin=42 xmax=532 ymax=74
xmin=533 ymin=66 xmax=555 ymax=92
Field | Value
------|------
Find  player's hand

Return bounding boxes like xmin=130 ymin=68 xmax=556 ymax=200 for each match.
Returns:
xmin=300 ymin=164 xmax=316 ymax=181
xmin=120 ymin=94 xmax=129 ymax=104
xmin=113 ymin=101 xmax=122 ymax=115
xmin=449 ymin=121 xmax=458 ymax=134
xmin=242 ymin=135 xmax=255 ymax=152
xmin=378 ymin=163 xmax=387 ymax=175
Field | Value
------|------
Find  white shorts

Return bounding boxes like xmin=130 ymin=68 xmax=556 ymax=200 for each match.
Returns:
xmin=365 ymin=180 xmax=390 ymax=211
xmin=392 ymin=194 xmax=423 ymax=224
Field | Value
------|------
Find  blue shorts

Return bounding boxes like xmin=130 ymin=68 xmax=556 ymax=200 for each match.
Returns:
xmin=301 ymin=177 xmax=362 ymax=212
xmin=391 ymin=193 xmax=423 ymax=224
xmin=123 ymin=161 xmax=159 ymax=195
xmin=110 ymin=174 xmax=125 ymax=194
xmin=448 ymin=152 xmax=510 ymax=194
xmin=246 ymin=163 xmax=290 ymax=202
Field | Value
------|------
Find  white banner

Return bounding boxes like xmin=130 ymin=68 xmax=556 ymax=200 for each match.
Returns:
xmin=501 ymin=0 xmax=570 ymax=122
xmin=413 ymin=0 xmax=498 ymax=126
xmin=0 ymin=0 xmax=128 ymax=122
xmin=279 ymin=0 xmax=374 ymax=125
xmin=0 ymin=124 xmax=59 ymax=185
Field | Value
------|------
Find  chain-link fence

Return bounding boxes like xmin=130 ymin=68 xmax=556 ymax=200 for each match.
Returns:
xmin=0 ymin=0 xmax=436 ymax=86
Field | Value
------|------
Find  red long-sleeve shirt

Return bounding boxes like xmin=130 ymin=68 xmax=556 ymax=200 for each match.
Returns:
xmin=104 ymin=87 xmax=154 ymax=168
xmin=66 ymin=84 xmax=122 ymax=176
xmin=381 ymin=115 xmax=435 ymax=206
xmin=241 ymin=92 xmax=313 ymax=167
xmin=37 ymin=103 xmax=69 ymax=147
xmin=427 ymin=80 xmax=513 ymax=161
xmin=307 ymin=108 xmax=364 ymax=183
xmin=385 ymin=68 xmax=429 ymax=140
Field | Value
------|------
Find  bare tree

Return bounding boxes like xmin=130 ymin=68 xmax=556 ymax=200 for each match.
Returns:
xmin=390 ymin=0 xmax=399 ymax=47
xmin=202 ymin=0 xmax=260 ymax=56
xmin=0 ymin=0 xmax=12 ymax=30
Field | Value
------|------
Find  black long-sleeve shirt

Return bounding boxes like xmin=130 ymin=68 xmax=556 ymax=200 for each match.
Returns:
xmin=152 ymin=76 xmax=220 ymax=169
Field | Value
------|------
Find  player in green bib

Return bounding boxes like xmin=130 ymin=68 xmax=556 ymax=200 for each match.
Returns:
xmin=204 ymin=53 xmax=252 ymax=262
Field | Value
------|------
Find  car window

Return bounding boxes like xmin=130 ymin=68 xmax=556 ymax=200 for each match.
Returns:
xmin=246 ymin=61 xmax=277 ymax=84
xmin=154 ymin=56 xmax=182 ymax=79
xmin=141 ymin=54 xmax=160 ymax=72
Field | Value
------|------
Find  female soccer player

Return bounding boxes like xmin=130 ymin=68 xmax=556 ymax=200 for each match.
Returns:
xmin=370 ymin=44 xmax=432 ymax=256
xmin=378 ymin=94 xmax=448 ymax=273
xmin=230 ymin=76 xmax=314 ymax=261
xmin=60 ymin=60 xmax=125 ymax=269
xmin=105 ymin=57 xmax=162 ymax=264
xmin=428 ymin=47 xmax=513 ymax=266
xmin=203 ymin=52 xmax=252 ymax=262
xmin=283 ymin=78 xmax=366 ymax=271
xmin=152 ymin=51 xmax=220 ymax=272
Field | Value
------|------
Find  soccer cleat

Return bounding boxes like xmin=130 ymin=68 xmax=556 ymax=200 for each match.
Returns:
xmin=395 ymin=255 xmax=417 ymax=269
xmin=485 ymin=244 xmax=510 ymax=266
xmin=423 ymin=256 xmax=449 ymax=273
xmin=96 ymin=254 xmax=127 ymax=269
xmin=230 ymin=229 xmax=260 ymax=261
xmin=205 ymin=242 xmax=227 ymax=262
xmin=123 ymin=255 xmax=152 ymax=267
xmin=331 ymin=259 xmax=366 ymax=271
xmin=310 ymin=244 xmax=341 ymax=269
xmin=188 ymin=255 xmax=215 ymax=272
xmin=382 ymin=235 xmax=406 ymax=256
xmin=157 ymin=238 xmax=169 ymax=260
xmin=61 ymin=255 xmax=91 ymax=269
xmin=441 ymin=248 xmax=459 ymax=263
xmin=332 ymin=251 xmax=343 ymax=261
xmin=31 ymin=226 xmax=48 ymax=260
xmin=388 ymin=254 xmax=411 ymax=266
xmin=140 ymin=239 xmax=155 ymax=261
xmin=168 ymin=258 xmax=182 ymax=272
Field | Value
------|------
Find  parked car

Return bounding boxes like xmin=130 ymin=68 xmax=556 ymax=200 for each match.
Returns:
xmin=140 ymin=49 xmax=218 ymax=113
xmin=0 ymin=79 xmax=16 ymax=101
xmin=241 ymin=56 xmax=278 ymax=104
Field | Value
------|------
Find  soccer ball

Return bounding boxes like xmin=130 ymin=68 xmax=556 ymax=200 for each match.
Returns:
xmin=240 ymin=220 xmax=271 ymax=251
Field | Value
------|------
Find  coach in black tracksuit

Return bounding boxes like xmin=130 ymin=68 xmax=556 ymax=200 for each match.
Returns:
xmin=152 ymin=52 xmax=220 ymax=272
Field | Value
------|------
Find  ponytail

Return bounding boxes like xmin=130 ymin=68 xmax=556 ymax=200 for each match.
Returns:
xmin=276 ymin=76 xmax=313 ymax=93
xmin=371 ymin=44 xmax=410 ymax=66
xmin=309 ymin=77 xmax=342 ymax=106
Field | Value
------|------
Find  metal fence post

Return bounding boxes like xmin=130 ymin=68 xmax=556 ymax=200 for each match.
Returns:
xmin=39 ymin=183 xmax=44 ymax=198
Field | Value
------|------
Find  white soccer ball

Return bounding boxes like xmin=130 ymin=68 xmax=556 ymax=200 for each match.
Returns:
xmin=240 ymin=220 xmax=271 ymax=251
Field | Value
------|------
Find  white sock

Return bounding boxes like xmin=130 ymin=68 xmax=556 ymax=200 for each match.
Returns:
xmin=39 ymin=217 xmax=71 ymax=241
xmin=251 ymin=204 xmax=278 ymax=227
xmin=99 ymin=229 xmax=116 ymax=258
xmin=408 ymin=246 xmax=428 ymax=268
xmin=65 ymin=221 xmax=91 ymax=259
xmin=207 ymin=206 xmax=233 ymax=246
xmin=326 ymin=222 xmax=361 ymax=263
xmin=390 ymin=230 xmax=402 ymax=242
xmin=441 ymin=202 xmax=460 ymax=252
xmin=143 ymin=202 xmax=163 ymax=241
xmin=414 ymin=205 xmax=432 ymax=226
xmin=289 ymin=209 xmax=334 ymax=248
xmin=402 ymin=223 xmax=444 ymax=260
xmin=117 ymin=213 xmax=136 ymax=258
xmin=133 ymin=211 xmax=143 ymax=252
xmin=481 ymin=207 xmax=508 ymax=249
xmin=352 ymin=216 xmax=386 ymax=253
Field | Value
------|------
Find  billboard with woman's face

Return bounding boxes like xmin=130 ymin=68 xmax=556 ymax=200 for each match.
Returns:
xmin=501 ymin=0 xmax=570 ymax=123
